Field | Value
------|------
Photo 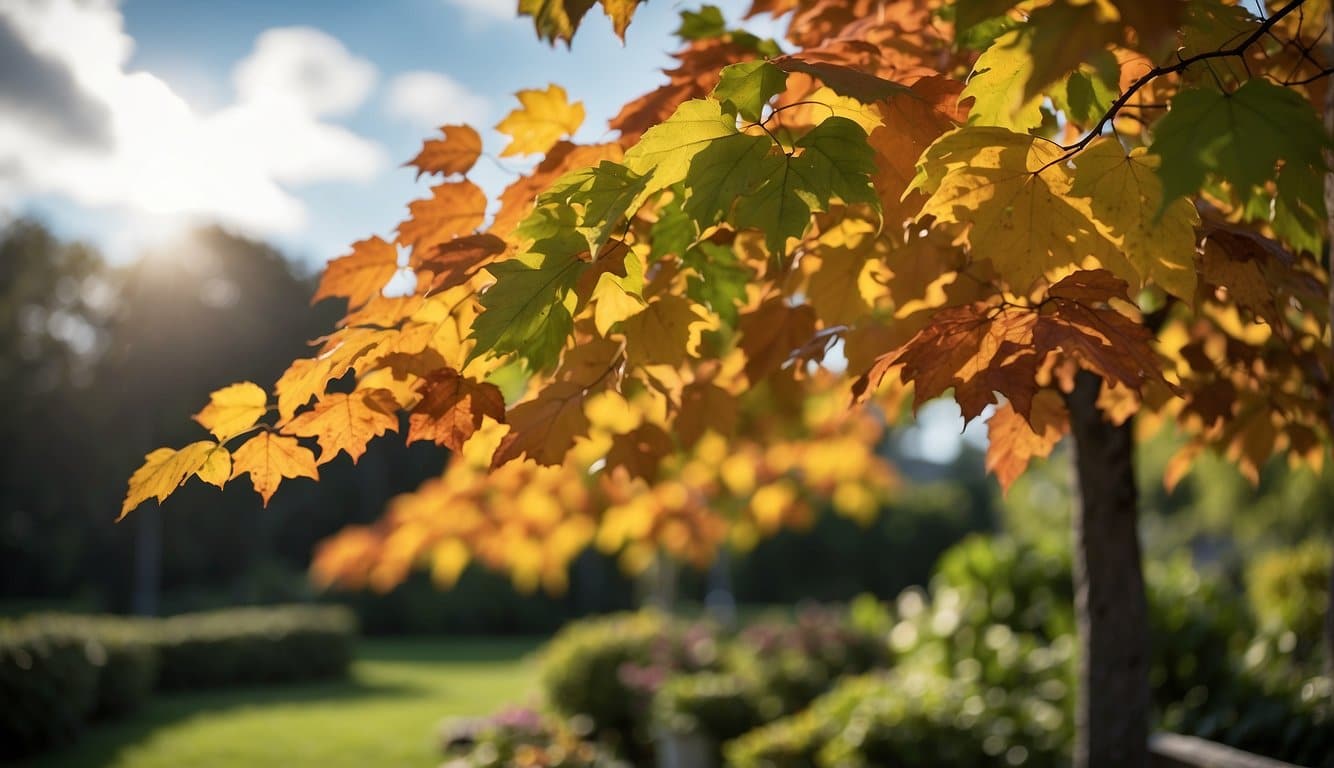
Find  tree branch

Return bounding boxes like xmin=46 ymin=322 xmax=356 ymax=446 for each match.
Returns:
xmin=1051 ymin=0 xmax=1311 ymax=159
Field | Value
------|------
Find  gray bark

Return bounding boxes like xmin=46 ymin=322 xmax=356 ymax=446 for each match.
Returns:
xmin=1066 ymin=370 xmax=1151 ymax=768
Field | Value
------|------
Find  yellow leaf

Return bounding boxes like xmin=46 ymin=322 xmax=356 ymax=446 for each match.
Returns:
xmin=230 ymin=432 xmax=319 ymax=507
xmin=429 ymin=539 xmax=470 ymax=588
xmin=1069 ymin=138 xmax=1199 ymax=302
xmin=915 ymin=126 xmax=1118 ymax=293
xmin=592 ymin=270 xmax=647 ymax=336
xmin=621 ymin=295 xmax=713 ymax=367
xmin=120 ymin=441 xmax=231 ymax=520
xmin=283 ymin=389 xmax=400 ymax=465
xmin=275 ymin=328 xmax=397 ymax=422
xmin=193 ymin=382 xmax=268 ymax=441
xmin=807 ymin=242 xmax=878 ymax=325
xmin=495 ymin=84 xmax=585 ymax=158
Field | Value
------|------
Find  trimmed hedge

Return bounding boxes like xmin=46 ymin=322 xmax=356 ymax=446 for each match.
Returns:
xmin=153 ymin=605 xmax=356 ymax=690
xmin=20 ymin=614 xmax=158 ymax=720
xmin=0 ymin=604 xmax=356 ymax=761
xmin=0 ymin=620 xmax=102 ymax=760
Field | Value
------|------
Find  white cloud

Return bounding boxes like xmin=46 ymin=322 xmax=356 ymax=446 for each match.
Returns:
xmin=0 ymin=0 xmax=388 ymax=239
xmin=234 ymin=27 xmax=376 ymax=117
xmin=385 ymin=71 xmax=490 ymax=129
xmin=442 ymin=0 xmax=518 ymax=22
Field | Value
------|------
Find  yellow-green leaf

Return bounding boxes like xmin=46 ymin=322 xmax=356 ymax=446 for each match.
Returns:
xmin=1070 ymin=138 xmax=1199 ymax=302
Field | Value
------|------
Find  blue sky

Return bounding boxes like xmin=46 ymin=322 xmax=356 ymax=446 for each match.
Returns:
xmin=2 ymin=0 xmax=776 ymax=267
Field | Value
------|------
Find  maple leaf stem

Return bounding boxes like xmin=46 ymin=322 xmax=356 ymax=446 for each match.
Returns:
xmin=1042 ymin=0 xmax=1313 ymax=171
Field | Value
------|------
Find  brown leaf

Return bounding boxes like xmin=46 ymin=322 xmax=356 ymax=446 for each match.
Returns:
xmin=606 ymin=423 xmax=674 ymax=481
xmin=417 ymin=233 xmax=507 ymax=291
xmin=676 ymin=380 xmax=738 ymax=448
xmin=737 ymin=299 xmax=817 ymax=384
xmin=491 ymin=381 xmax=590 ymax=468
xmin=407 ymin=369 xmax=506 ymax=451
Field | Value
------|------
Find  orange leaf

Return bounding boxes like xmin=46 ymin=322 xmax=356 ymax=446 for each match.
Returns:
xmin=985 ymin=392 xmax=1069 ymax=493
xmin=313 ymin=236 xmax=399 ymax=309
xmin=406 ymin=124 xmax=482 ymax=179
xmin=407 ymin=369 xmax=507 ymax=451
xmin=869 ymin=76 xmax=967 ymax=225
xmin=230 ymin=432 xmax=319 ymax=506
xmin=397 ymin=181 xmax=488 ymax=255
xmin=283 ymin=389 xmax=400 ymax=465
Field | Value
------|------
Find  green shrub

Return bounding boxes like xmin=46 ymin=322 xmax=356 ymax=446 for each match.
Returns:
xmin=0 ymin=620 xmax=102 ymax=760
xmin=730 ymin=601 xmax=892 ymax=717
xmin=539 ymin=611 xmax=720 ymax=758
xmin=1247 ymin=541 xmax=1330 ymax=666
xmin=930 ymin=534 xmax=1074 ymax=641
xmin=653 ymin=672 xmax=766 ymax=746
xmin=726 ymin=666 xmax=1071 ymax=768
xmin=152 ymin=604 xmax=356 ymax=690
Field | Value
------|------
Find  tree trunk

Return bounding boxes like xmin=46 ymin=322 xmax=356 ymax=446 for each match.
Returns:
xmin=1323 ymin=5 xmax=1334 ymax=680
xmin=1065 ymin=370 xmax=1151 ymax=768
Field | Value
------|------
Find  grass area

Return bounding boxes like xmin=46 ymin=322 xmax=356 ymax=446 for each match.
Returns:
xmin=30 ymin=637 xmax=542 ymax=768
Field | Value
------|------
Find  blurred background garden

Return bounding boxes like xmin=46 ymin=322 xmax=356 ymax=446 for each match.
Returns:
xmin=3 ymin=214 xmax=1332 ymax=765
xmin=4 ymin=0 xmax=1334 ymax=766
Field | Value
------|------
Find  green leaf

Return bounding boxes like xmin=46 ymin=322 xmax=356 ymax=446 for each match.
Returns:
xmin=713 ymin=61 xmax=789 ymax=122
xmin=471 ymin=250 xmax=586 ymax=372
xmin=682 ymin=242 xmax=753 ymax=328
xmin=1050 ymin=50 xmax=1119 ymax=126
xmin=732 ymin=154 xmax=815 ymax=255
xmin=625 ymin=99 xmax=741 ymax=200
xmin=676 ymin=5 xmax=726 ymax=41
xmin=1151 ymin=79 xmax=1329 ymax=219
xmin=650 ymin=197 xmax=697 ymax=261
xmin=680 ymin=131 xmax=773 ymax=229
xmin=537 ymin=161 xmax=649 ymax=255
xmin=954 ymin=0 xmax=1019 ymax=34
xmin=795 ymin=116 xmax=880 ymax=215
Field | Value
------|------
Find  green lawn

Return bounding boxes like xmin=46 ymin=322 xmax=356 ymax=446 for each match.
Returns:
xmin=32 ymin=637 xmax=542 ymax=768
